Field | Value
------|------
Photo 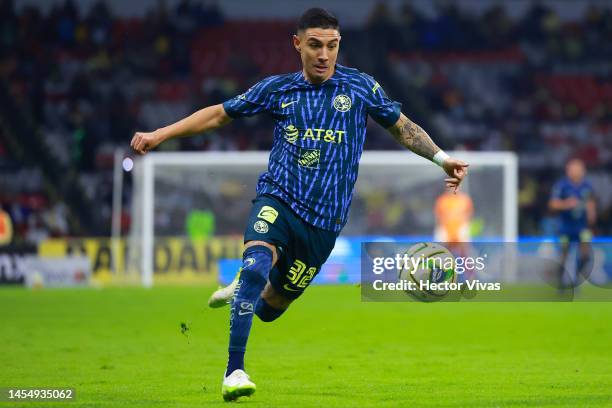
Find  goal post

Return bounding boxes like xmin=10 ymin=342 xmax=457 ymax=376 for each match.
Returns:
xmin=128 ymin=151 xmax=518 ymax=286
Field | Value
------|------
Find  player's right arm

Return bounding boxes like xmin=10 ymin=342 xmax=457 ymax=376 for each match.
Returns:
xmin=549 ymin=197 xmax=578 ymax=211
xmin=131 ymin=76 xmax=276 ymax=155
xmin=548 ymin=182 xmax=578 ymax=211
xmin=131 ymin=104 xmax=232 ymax=155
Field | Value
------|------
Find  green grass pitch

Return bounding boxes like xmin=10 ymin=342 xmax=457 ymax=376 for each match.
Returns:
xmin=1 ymin=285 xmax=612 ymax=407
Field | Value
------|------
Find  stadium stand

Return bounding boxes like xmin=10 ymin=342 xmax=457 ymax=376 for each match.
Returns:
xmin=0 ymin=0 xmax=611 ymax=242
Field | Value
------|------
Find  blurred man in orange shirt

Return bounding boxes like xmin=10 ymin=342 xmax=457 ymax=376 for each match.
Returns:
xmin=0 ymin=208 xmax=13 ymax=246
xmin=435 ymin=190 xmax=474 ymax=281
xmin=434 ymin=190 xmax=473 ymax=243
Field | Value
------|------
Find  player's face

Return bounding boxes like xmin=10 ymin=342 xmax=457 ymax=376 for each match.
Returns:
xmin=566 ymin=159 xmax=585 ymax=183
xmin=293 ymin=28 xmax=340 ymax=84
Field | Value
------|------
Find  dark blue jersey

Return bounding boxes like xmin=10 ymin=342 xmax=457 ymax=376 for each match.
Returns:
xmin=550 ymin=177 xmax=595 ymax=232
xmin=223 ymin=64 xmax=401 ymax=232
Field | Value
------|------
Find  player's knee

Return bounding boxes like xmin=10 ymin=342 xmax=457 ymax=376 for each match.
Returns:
xmin=241 ymin=245 xmax=274 ymax=286
xmin=245 ymin=240 xmax=278 ymax=265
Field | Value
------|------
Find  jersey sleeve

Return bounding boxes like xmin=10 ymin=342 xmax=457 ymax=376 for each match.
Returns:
xmin=222 ymin=76 xmax=277 ymax=118
xmin=361 ymin=74 xmax=401 ymax=128
xmin=550 ymin=181 xmax=565 ymax=200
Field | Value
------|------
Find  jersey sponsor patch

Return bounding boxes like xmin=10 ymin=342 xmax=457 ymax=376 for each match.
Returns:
xmin=284 ymin=124 xmax=299 ymax=143
xmin=302 ymin=127 xmax=345 ymax=144
xmin=257 ymin=206 xmax=279 ymax=224
xmin=298 ymin=148 xmax=320 ymax=169
xmin=253 ymin=220 xmax=269 ymax=233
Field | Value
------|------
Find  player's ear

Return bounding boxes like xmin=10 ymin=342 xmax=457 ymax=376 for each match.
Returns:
xmin=293 ymin=34 xmax=301 ymax=53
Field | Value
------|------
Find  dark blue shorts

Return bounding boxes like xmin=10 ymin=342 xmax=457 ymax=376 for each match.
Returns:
xmin=559 ymin=228 xmax=592 ymax=244
xmin=243 ymin=194 xmax=338 ymax=299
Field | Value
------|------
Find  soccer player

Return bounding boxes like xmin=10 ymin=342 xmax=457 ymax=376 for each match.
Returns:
xmin=548 ymin=158 xmax=596 ymax=289
xmin=130 ymin=8 xmax=468 ymax=401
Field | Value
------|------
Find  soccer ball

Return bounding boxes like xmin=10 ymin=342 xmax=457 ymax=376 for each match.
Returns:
xmin=397 ymin=243 xmax=457 ymax=302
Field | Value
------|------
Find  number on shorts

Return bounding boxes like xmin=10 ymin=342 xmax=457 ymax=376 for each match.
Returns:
xmin=287 ymin=259 xmax=317 ymax=288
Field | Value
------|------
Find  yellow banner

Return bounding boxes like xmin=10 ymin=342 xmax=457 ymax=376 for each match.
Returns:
xmin=38 ymin=236 xmax=244 ymax=285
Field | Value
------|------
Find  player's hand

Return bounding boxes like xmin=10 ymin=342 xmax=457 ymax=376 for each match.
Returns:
xmin=442 ymin=158 xmax=469 ymax=193
xmin=130 ymin=130 xmax=162 ymax=155
xmin=564 ymin=197 xmax=579 ymax=209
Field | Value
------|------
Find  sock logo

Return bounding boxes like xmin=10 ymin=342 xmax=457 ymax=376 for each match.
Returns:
xmin=238 ymin=302 xmax=254 ymax=316
xmin=243 ymin=258 xmax=256 ymax=268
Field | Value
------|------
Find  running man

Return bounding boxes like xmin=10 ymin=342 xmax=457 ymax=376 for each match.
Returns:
xmin=130 ymin=8 xmax=468 ymax=401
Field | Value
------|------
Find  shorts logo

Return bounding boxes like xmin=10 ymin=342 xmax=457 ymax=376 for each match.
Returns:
xmin=333 ymin=94 xmax=351 ymax=112
xmin=253 ymin=220 xmax=269 ymax=234
xmin=257 ymin=206 xmax=279 ymax=224
xmin=284 ymin=124 xmax=299 ymax=143
xmin=282 ymin=283 xmax=302 ymax=292
xmin=298 ymin=148 xmax=320 ymax=169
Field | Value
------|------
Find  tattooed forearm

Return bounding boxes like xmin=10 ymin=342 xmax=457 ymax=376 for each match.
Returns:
xmin=387 ymin=113 xmax=440 ymax=160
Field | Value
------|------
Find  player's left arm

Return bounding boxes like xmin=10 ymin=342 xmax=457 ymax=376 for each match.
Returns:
xmin=387 ymin=113 xmax=469 ymax=192
xmin=587 ymin=197 xmax=597 ymax=227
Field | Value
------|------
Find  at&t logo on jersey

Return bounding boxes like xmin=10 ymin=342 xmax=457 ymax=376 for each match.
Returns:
xmin=283 ymin=124 xmax=346 ymax=144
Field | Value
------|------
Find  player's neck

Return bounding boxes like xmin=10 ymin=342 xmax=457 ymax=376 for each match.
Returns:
xmin=302 ymin=66 xmax=336 ymax=85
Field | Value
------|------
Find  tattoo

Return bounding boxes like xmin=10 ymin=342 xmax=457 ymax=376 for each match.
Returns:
xmin=388 ymin=114 xmax=440 ymax=160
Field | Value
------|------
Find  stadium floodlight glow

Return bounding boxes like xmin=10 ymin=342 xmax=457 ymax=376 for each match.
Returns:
xmin=128 ymin=151 xmax=517 ymax=287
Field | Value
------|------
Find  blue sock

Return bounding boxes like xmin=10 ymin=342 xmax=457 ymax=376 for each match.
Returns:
xmin=226 ymin=351 xmax=245 ymax=376
xmin=226 ymin=245 xmax=272 ymax=376
xmin=255 ymin=297 xmax=286 ymax=322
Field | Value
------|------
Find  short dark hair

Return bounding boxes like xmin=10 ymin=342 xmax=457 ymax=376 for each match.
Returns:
xmin=297 ymin=8 xmax=339 ymax=32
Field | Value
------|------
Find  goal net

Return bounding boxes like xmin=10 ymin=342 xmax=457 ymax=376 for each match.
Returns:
xmin=125 ymin=151 xmax=517 ymax=286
